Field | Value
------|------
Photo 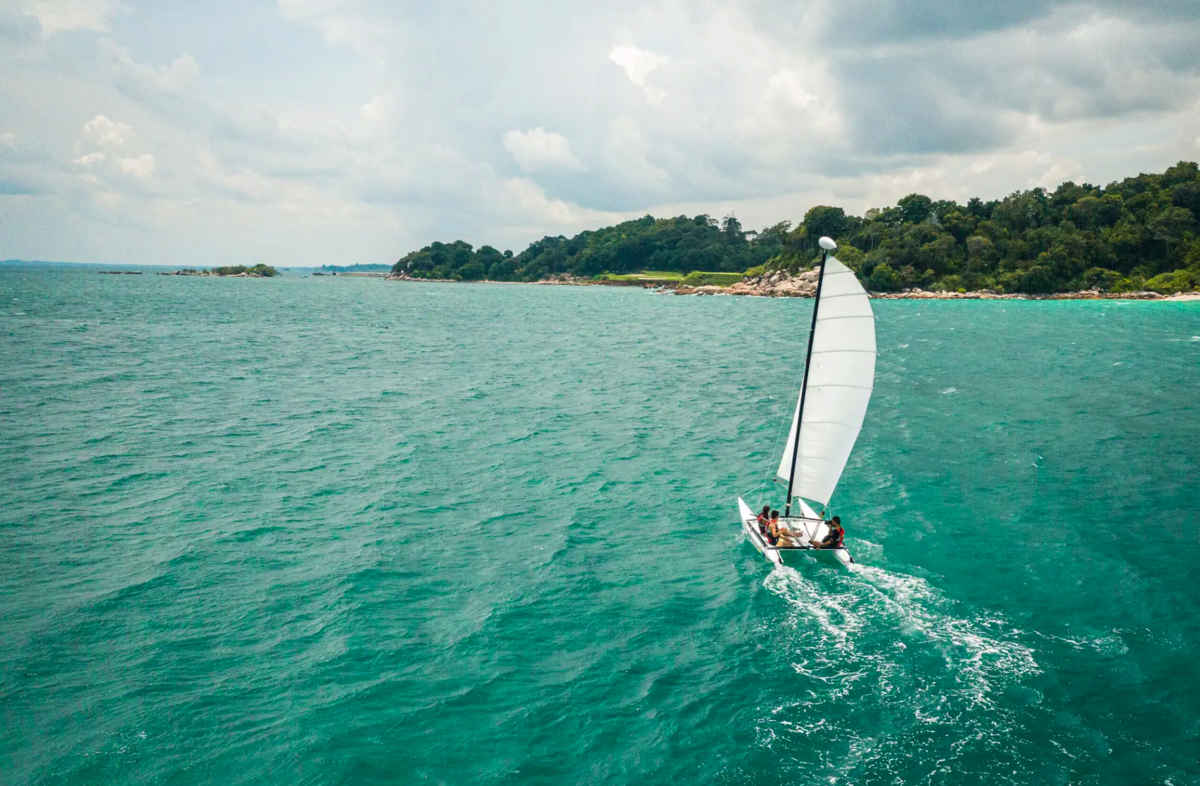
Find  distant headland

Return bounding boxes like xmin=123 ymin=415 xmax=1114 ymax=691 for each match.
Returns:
xmin=387 ymin=161 xmax=1200 ymax=299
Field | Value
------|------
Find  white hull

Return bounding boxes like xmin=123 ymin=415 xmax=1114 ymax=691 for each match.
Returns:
xmin=738 ymin=497 xmax=852 ymax=568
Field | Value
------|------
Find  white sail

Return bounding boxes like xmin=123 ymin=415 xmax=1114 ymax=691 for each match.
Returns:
xmin=776 ymin=256 xmax=876 ymax=506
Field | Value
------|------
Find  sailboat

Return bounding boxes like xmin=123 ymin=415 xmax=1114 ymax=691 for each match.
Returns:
xmin=738 ymin=236 xmax=876 ymax=569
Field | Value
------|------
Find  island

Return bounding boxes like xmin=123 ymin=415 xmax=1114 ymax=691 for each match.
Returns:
xmin=162 ymin=264 xmax=278 ymax=278
xmin=387 ymin=161 xmax=1200 ymax=298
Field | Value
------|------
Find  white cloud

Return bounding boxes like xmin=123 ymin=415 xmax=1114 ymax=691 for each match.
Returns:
xmin=82 ymin=115 xmax=135 ymax=146
xmin=502 ymin=127 xmax=584 ymax=172
xmin=18 ymin=0 xmax=116 ymax=36
xmin=99 ymin=42 xmax=202 ymax=91
xmin=360 ymin=96 xmax=385 ymax=121
xmin=1036 ymin=161 xmax=1081 ymax=190
xmin=120 ymin=154 xmax=156 ymax=179
xmin=480 ymin=178 xmax=626 ymax=244
xmin=605 ymin=117 xmax=668 ymax=191
xmin=609 ymin=45 xmax=668 ymax=104
xmin=74 ymin=151 xmax=106 ymax=165
xmin=765 ymin=70 xmax=816 ymax=109
xmin=0 ymin=132 xmax=17 ymax=148
xmin=276 ymin=0 xmax=389 ymax=59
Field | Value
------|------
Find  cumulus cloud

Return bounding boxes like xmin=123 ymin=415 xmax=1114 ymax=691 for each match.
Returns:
xmin=82 ymin=115 xmax=135 ymax=146
xmin=604 ymin=117 xmax=669 ymax=193
xmin=15 ymin=0 xmax=116 ymax=36
xmin=99 ymin=41 xmax=201 ymax=93
xmin=502 ymin=127 xmax=584 ymax=172
xmin=276 ymin=0 xmax=390 ymax=59
xmin=120 ymin=153 xmax=155 ymax=179
xmin=360 ymin=95 xmax=386 ymax=122
xmin=609 ymin=45 xmax=668 ymax=104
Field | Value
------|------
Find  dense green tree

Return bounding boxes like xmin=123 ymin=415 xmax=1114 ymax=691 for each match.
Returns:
xmin=802 ymin=205 xmax=849 ymax=240
xmin=897 ymin=194 xmax=934 ymax=224
xmin=392 ymin=161 xmax=1200 ymax=294
xmin=1149 ymin=207 xmax=1194 ymax=266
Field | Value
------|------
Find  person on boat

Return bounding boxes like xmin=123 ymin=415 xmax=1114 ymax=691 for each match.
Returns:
xmin=812 ymin=516 xmax=845 ymax=549
xmin=760 ymin=510 xmax=779 ymax=545
xmin=756 ymin=505 xmax=771 ymax=535
xmin=769 ymin=511 xmax=799 ymax=548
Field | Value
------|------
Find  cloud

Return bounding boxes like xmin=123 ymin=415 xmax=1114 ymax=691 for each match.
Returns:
xmin=609 ymin=45 xmax=668 ymax=104
xmin=99 ymin=41 xmax=201 ymax=93
xmin=360 ymin=95 xmax=385 ymax=122
xmin=604 ymin=117 xmax=669 ymax=193
xmin=120 ymin=153 xmax=155 ymax=179
xmin=15 ymin=0 xmax=116 ymax=36
xmin=82 ymin=114 xmax=135 ymax=146
xmin=502 ymin=127 xmax=584 ymax=172
xmin=276 ymin=0 xmax=389 ymax=59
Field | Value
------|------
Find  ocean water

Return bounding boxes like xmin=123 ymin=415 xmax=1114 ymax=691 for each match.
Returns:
xmin=1 ymin=267 xmax=1198 ymax=785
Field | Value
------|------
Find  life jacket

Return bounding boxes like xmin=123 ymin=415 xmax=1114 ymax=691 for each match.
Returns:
xmin=830 ymin=526 xmax=844 ymax=547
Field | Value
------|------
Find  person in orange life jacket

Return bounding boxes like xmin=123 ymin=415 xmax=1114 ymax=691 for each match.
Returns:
xmin=760 ymin=510 xmax=782 ymax=546
xmin=812 ymin=516 xmax=845 ymax=549
xmin=769 ymin=510 xmax=801 ymax=547
xmin=756 ymin=505 xmax=771 ymax=537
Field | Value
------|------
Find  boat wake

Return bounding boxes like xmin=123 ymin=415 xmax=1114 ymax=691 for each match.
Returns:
xmin=757 ymin=562 xmax=1040 ymax=781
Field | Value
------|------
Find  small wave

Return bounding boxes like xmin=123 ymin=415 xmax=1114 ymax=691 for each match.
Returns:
xmin=940 ymin=387 xmax=957 ymax=394
xmin=1031 ymin=628 xmax=1129 ymax=659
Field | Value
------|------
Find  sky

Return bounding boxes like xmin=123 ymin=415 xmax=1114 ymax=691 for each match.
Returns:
xmin=1 ymin=0 xmax=1199 ymax=266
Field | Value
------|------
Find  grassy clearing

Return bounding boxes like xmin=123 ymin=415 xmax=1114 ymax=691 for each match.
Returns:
xmin=682 ymin=271 xmax=745 ymax=287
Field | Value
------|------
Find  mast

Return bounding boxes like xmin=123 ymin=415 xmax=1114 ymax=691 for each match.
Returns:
xmin=783 ymin=237 xmax=835 ymax=518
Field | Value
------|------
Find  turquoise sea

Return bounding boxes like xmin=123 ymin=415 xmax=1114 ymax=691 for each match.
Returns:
xmin=2 ymin=266 xmax=1198 ymax=785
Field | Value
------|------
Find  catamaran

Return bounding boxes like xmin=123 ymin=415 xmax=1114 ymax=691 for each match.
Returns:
xmin=738 ymin=236 xmax=876 ymax=569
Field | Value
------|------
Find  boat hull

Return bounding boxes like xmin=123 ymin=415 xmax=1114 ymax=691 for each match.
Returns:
xmin=737 ymin=497 xmax=852 ymax=568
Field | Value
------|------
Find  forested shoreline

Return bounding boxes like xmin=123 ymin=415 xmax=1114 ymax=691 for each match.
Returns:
xmin=393 ymin=161 xmax=1200 ymax=294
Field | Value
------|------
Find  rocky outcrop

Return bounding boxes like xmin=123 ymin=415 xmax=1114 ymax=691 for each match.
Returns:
xmin=673 ymin=273 xmax=1193 ymax=301
xmin=676 ymin=269 xmax=819 ymax=297
xmin=537 ymin=274 xmax=592 ymax=286
xmin=385 ymin=272 xmax=460 ymax=282
xmin=386 ymin=269 xmax=1196 ymax=300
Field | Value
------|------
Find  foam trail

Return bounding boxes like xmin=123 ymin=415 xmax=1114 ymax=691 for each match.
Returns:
xmin=759 ymin=564 xmax=1040 ymax=780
